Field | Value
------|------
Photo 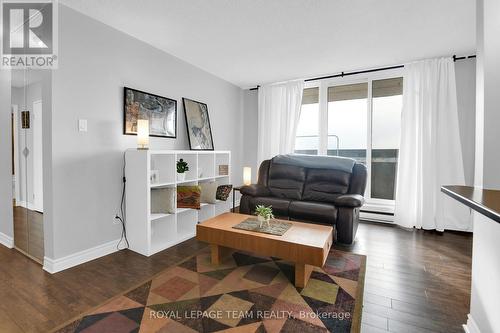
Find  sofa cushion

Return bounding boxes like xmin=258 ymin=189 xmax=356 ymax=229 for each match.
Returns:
xmin=216 ymin=185 xmax=233 ymax=201
xmin=302 ymin=168 xmax=351 ymax=203
xmin=151 ymin=187 xmax=176 ymax=214
xmin=289 ymin=201 xmax=337 ymax=225
xmin=200 ymin=181 xmax=218 ymax=204
xmin=249 ymin=196 xmax=292 ymax=216
xmin=268 ymin=163 xmax=306 ymax=200
xmin=177 ymin=185 xmax=201 ymax=209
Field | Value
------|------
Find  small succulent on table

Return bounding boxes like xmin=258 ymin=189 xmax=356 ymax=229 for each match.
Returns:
xmin=255 ymin=205 xmax=274 ymax=228
xmin=176 ymin=159 xmax=189 ymax=181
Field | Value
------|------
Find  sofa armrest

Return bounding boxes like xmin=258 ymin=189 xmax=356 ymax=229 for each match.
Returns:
xmin=334 ymin=194 xmax=365 ymax=208
xmin=240 ymin=184 xmax=271 ymax=197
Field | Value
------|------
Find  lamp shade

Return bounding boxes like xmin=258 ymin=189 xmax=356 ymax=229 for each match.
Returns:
xmin=137 ymin=119 xmax=149 ymax=150
xmin=243 ymin=167 xmax=252 ymax=186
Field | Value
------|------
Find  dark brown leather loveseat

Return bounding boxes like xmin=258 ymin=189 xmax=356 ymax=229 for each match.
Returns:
xmin=239 ymin=154 xmax=367 ymax=244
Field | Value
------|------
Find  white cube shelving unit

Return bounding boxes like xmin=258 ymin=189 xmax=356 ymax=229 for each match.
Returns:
xmin=125 ymin=149 xmax=231 ymax=256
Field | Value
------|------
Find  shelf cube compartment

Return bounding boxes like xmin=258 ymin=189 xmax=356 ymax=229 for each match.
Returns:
xmin=151 ymin=214 xmax=176 ymax=253
xmin=177 ymin=209 xmax=198 ymax=239
xmin=199 ymin=203 xmax=215 ymax=222
xmin=150 ymin=154 xmax=176 ymax=185
xmin=216 ymin=153 xmax=230 ymax=177
xmin=175 ymin=153 xmax=198 ymax=182
xmin=150 ymin=186 xmax=176 ymax=216
xmin=215 ymin=200 xmax=230 ymax=215
xmin=198 ymin=153 xmax=215 ymax=179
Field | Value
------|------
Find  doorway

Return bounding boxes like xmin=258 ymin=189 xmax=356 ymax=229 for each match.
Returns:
xmin=11 ymin=70 xmax=45 ymax=263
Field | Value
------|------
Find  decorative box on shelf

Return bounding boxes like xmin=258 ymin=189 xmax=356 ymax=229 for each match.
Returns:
xmin=218 ymin=164 xmax=229 ymax=176
xmin=125 ymin=149 xmax=232 ymax=256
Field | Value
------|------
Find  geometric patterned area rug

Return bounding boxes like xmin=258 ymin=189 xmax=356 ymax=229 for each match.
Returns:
xmin=53 ymin=247 xmax=366 ymax=333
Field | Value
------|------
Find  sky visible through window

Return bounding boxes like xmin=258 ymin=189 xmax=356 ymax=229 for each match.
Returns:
xmin=295 ymin=95 xmax=402 ymax=152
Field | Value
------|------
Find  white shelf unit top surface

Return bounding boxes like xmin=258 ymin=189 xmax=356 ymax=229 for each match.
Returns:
xmin=145 ymin=149 xmax=230 ymax=155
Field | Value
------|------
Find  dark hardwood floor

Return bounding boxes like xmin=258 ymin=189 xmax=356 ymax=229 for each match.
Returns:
xmin=0 ymin=221 xmax=472 ymax=333
xmin=345 ymin=222 xmax=472 ymax=333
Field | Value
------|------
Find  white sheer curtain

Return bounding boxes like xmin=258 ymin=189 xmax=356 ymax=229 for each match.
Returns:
xmin=257 ymin=80 xmax=304 ymax=164
xmin=394 ymin=57 xmax=471 ymax=231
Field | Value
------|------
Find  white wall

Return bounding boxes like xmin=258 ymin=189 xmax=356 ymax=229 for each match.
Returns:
xmin=41 ymin=71 xmax=54 ymax=259
xmin=48 ymin=5 xmax=244 ymax=260
xmin=480 ymin=0 xmax=500 ymax=190
xmin=0 ymin=71 xmax=13 ymax=247
xmin=466 ymin=0 xmax=500 ymax=332
xmin=468 ymin=213 xmax=500 ymax=332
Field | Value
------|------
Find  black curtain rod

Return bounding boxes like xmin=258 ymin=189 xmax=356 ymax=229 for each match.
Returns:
xmin=249 ymin=54 xmax=476 ymax=91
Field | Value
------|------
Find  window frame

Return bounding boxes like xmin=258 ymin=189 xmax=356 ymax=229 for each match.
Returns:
xmin=302 ymin=67 xmax=404 ymax=215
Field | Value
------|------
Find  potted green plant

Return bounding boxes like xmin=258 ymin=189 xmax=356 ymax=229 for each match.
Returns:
xmin=177 ymin=159 xmax=189 ymax=181
xmin=255 ymin=205 xmax=274 ymax=228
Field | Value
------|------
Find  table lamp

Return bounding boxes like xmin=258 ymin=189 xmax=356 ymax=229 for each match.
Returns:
xmin=243 ymin=167 xmax=252 ymax=186
xmin=137 ymin=119 xmax=149 ymax=150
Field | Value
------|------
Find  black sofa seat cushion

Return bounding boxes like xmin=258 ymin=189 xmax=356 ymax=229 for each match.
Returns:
xmin=249 ymin=196 xmax=292 ymax=216
xmin=289 ymin=201 xmax=337 ymax=225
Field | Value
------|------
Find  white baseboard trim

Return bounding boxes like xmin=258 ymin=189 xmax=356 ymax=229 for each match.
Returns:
xmin=463 ymin=314 xmax=480 ymax=333
xmin=15 ymin=200 xmax=43 ymax=212
xmin=16 ymin=200 xmax=29 ymax=208
xmin=43 ymin=239 xmax=121 ymax=274
xmin=0 ymin=232 xmax=14 ymax=249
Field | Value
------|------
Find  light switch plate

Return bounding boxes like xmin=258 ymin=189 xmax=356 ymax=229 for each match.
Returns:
xmin=78 ymin=119 xmax=87 ymax=132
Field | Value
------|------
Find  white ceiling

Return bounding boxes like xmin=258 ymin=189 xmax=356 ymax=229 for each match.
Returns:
xmin=60 ymin=0 xmax=476 ymax=88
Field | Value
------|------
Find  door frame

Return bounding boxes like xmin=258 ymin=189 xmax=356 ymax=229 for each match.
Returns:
xmin=12 ymin=105 xmax=20 ymax=203
xmin=32 ymin=100 xmax=43 ymax=213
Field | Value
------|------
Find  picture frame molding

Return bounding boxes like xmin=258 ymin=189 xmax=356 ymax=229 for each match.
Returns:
xmin=123 ymin=86 xmax=177 ymax=139
xmin=182 ymin=97 xmax=215 ymax=151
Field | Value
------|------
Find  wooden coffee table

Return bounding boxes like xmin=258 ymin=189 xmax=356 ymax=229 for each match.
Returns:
xmin=196 ymin=212 xmax=333 ymax=288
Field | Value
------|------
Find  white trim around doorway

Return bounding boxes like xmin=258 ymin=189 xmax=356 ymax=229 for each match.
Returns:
xmin=0 ymin=232 xmax=14 ymax=249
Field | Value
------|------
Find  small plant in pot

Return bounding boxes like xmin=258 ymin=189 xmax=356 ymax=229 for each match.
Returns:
xmin=177 ymin=159 xmax=189 ymax=181
xmin=255 ymin=205 xmax=274 ymax=228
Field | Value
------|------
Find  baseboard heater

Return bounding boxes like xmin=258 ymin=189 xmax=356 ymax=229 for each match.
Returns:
xmin=360 ymin=210 xmax=394 ymax=223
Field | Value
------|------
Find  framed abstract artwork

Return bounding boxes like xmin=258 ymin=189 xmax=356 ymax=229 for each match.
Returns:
xmin=124 ymin=87 xmax=177 ymax=138
xmin=182 ymin=98 xmax=214 ymax=150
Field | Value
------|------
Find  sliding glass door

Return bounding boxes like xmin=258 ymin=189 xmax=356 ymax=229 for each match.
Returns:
xmin=295 ymin=72 xmax=403 ymax=215
xmin=327 ymin=83 xmax=368 ymax=162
